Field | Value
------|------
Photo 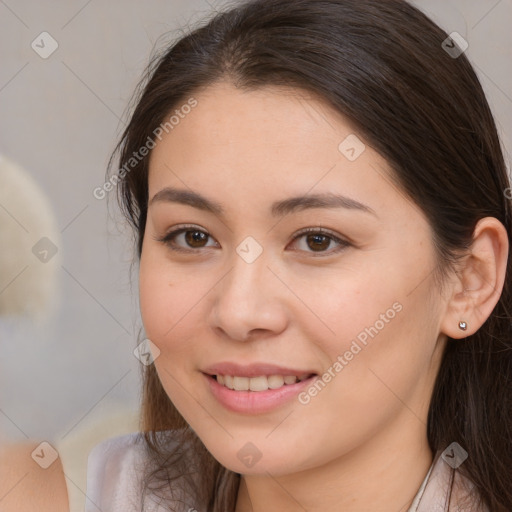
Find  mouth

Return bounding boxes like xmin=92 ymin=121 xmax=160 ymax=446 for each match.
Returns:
xmin=210 ymin=373 xmax=316 ymax=392
xmin=202 ymin=371 xmax=318 ymax=414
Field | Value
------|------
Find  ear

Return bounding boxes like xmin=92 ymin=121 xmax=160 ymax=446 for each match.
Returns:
xmin=440 ymin=217 xmax=509 ymax=339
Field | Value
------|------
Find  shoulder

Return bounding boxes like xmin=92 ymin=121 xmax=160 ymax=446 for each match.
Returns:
xmin=85 ymin=432 xmax=146 ymax=511
xmin=87 ymin=431 xmax=146 ymax=467
xmin=85 ymin=430 xmax=185 ymax=512
xmin=413 ymin=450 xmax=490 ymax=512
xmin=87 ymin=429 xmax=189 ymax=470
xmin=86 ymin=430 xmax=183 ymax=474
xmin=0 ymin=440 xmax=69 ymax=512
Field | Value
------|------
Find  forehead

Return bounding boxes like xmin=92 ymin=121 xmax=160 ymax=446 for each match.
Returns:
xmin=151 ymin=81 xmax=350 ymax=149
xmin=146 ymin=81 xmax=407 ymax=220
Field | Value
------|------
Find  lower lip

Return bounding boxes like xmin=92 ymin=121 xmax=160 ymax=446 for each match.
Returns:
xmin=203 ymin=372 xmax=318 ymax=414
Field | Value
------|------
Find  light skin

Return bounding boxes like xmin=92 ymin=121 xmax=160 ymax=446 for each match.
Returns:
xmin=139 ymin=81 xmax=508 ymax=511
xmin=0 ymin=441 xmax=69 ymax=512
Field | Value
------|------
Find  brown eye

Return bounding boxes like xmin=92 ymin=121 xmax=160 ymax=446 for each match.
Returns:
xmin=184 ymin=230 xmax=209 ymax=248
xmin=305 ymin=233 xmax=331 ymax=251
xmin=290 ymin=228 xmax=351 ymax=256
xmin=156 ymin=226 xmax=217 ymax=253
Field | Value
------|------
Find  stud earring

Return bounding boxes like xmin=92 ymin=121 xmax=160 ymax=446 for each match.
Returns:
xmin=458 ymin=321 xmax=467 ymax=331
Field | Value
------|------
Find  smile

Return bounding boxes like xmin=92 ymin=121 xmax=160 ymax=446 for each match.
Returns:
xmin=203 ymin=372 xmax=318 ymax=414
xmin=215 ymin=373 xmax=313 ymax=391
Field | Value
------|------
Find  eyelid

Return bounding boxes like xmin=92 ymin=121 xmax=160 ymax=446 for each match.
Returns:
xmin=291 ymin=226 xmax=350 ymax=243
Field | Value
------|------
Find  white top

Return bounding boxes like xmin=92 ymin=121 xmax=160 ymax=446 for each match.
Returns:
xmin=85 ymin=432 xmax=488 ymax=512
xmin=84 ymin=432 xmax=180 ymax=512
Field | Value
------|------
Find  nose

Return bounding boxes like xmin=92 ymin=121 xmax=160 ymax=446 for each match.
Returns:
xmin=208 ymin=243 xmax=289 ymax=342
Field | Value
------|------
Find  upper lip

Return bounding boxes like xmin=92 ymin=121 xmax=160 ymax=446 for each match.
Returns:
xmin=202 ymin=362 xmax=317 ymax=378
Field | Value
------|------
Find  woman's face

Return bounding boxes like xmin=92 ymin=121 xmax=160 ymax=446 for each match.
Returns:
xmin=139 ymin=81 xmax=449 ymax=475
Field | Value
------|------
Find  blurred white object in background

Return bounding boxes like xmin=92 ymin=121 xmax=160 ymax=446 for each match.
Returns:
xmin=0 ymin=154 xmax=139 ymax=511
xmin=0 ymin=153 xmax=61 ymax=324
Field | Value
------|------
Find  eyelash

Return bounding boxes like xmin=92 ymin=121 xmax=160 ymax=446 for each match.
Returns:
xmin=154 ymin=224 xmax=351 ymax=257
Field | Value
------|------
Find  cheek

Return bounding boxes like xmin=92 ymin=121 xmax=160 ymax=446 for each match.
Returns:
xmin=138 ymin=259 xmax=198 ymax=407
xmin=300 ymin=251 xmax=438 ymax=403
xmin=138 ymin=251 xmax=212 ymax=361
xmin=292 ymin=303 xmax=437 ymax=469
xmin=139 ymin=253 xmax=187 ymax=348
xmin=294 ymin=261 xmax=404 ymax=352
xmin=139 ymin=261 xmax=169 ymax=342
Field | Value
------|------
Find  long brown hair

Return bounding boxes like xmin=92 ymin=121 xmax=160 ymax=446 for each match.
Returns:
xmin=107 ymin=0 xmax=512 ymax=510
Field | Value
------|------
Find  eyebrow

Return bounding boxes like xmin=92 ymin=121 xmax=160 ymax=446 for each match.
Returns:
xmin=149 ymin=187 xmax=377 ymax=217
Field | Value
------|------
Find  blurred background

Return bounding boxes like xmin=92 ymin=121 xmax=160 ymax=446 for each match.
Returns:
xmin=0 ymin=0 xmax=510 ymax=508
xmin=0 ymin=0 xmax=238 ymax=443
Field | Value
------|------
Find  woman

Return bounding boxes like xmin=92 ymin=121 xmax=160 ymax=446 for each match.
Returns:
xmin=85 ymin=0 xmax=512 ymax=510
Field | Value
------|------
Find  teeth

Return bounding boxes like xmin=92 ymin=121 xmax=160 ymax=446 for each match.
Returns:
xmin=268 ymin=375 xmax=285 ymax=389
xmin=215 ymin=374 xmax=311 ymax=391
xmin=233 ymin=376 xmax=249 ymax=391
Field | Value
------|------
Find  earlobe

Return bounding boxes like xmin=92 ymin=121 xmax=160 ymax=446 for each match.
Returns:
xmin=440 ymin=217 xmax=509 ymax=339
